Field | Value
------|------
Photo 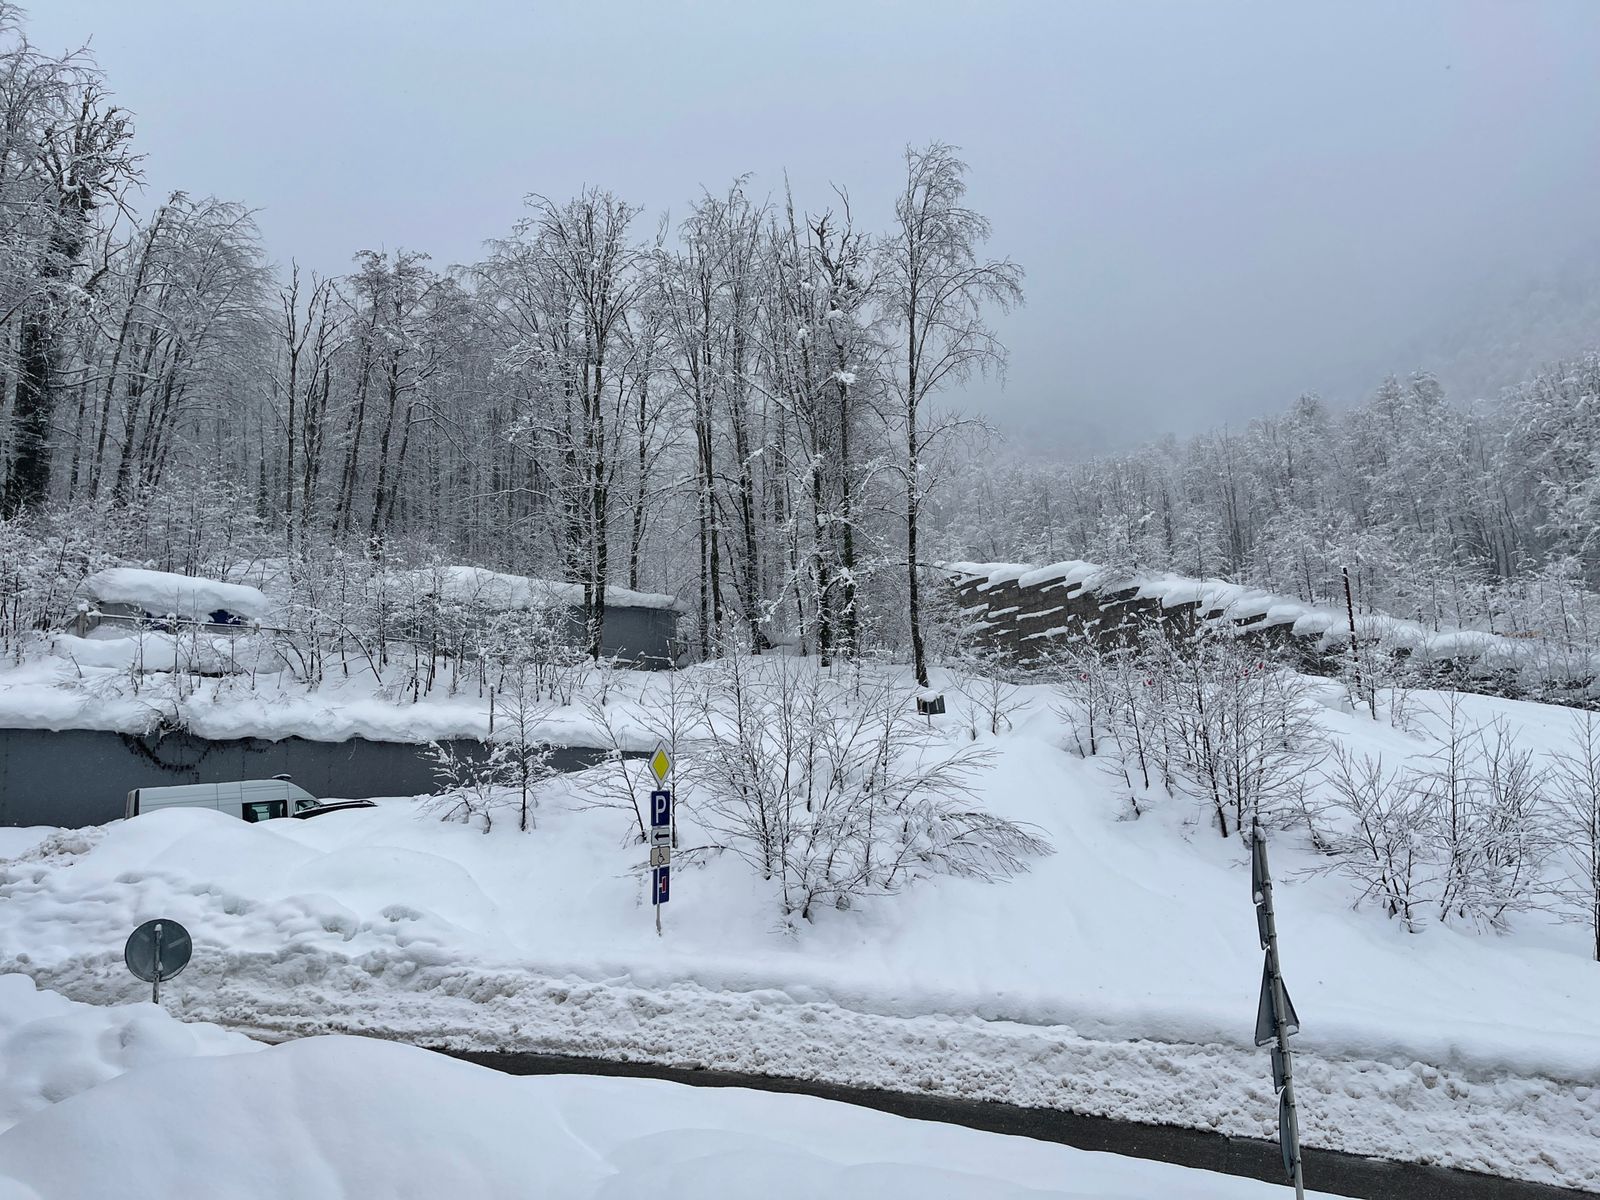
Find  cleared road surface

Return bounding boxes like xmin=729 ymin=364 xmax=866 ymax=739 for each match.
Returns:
xmin=434 ymin=1046 xmax=1595 ymax=1200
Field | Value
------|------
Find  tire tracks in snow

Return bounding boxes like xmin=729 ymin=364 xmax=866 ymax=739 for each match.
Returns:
xmin=79 ymin=955 xmax=1597 ymax=1195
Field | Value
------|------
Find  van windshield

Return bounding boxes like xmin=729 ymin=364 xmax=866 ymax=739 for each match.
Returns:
xmin=294 ymin=797 xmax=319 ymax=812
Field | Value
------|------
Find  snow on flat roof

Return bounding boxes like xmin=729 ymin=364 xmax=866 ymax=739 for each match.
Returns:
xmin=83 ymin=568 xmax=273 ymax=621
xmin=405 ymin=566 xmax=682 ymax=612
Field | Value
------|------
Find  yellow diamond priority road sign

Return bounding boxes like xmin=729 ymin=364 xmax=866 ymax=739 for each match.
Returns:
xmin=649 ymin=744 xmax=672 ymax=785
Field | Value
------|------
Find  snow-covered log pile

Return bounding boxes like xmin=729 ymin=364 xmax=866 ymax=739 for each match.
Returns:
xmin=944 ymin=559 xmax=1599 ymax=695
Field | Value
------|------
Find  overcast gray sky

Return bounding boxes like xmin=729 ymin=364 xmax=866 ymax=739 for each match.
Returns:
xmin=27 ymin=0 xmax=1600 ymax=454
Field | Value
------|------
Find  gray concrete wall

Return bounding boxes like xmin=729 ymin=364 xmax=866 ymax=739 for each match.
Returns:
xmin=950 ymin=572 xmax=1329 ymax=673
xmin=0 ymin=728 xmax=615 ymax=829
xmin=588 ymin=604 xmax=681 ymax=668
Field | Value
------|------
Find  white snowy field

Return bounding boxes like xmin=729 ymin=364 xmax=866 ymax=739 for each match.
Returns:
xmin=1 ymin=671 xmax=1598 ymax=1188
xmin=0 ymin=975 xmax=1338 ymax=1200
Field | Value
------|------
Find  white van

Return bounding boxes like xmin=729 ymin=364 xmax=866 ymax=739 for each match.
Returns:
xmin=125 ymin=777 xmax=320 ymax=823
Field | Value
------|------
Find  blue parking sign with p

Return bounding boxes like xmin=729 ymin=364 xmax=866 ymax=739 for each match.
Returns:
xmin=650 ymin=790 xmax=672 ymax=829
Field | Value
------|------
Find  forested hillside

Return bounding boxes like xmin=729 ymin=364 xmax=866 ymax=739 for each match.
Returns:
xmin=2 ymin=5 xmax=1597 ymax=680
xmin=935 ymin=356 xmax=1600 ymax=655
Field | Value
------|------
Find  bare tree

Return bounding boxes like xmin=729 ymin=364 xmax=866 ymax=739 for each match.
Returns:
xmin=1549 ymin=712 xmax=1600 ymax=959
xmin=1 ymin=16 xmax=138 ymax=512
xmin=690 ymin=654 xmax=1047 ymax=922
xmin=1313 ymin=746 xmax=1430 ymax=930
xmin=879 ymin=142 xmax=1022 ymax=686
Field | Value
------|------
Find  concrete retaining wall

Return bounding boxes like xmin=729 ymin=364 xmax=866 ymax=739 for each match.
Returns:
xmin=0 ymin=728 xmax=612 ymax=829
xmin=948 ymin=567 xmax=1330 ymax=672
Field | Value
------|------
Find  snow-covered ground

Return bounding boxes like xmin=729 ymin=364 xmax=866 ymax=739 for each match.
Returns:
xmin=1 ymin=673 xmax=1598 ymax=1189
xmin=0 ymin=976 xmax=1339 ymax=1199
xmin=0 ymin=827 xmax=51 ymax=860
xmin=0 ymin=650 xmax=647 ymax=747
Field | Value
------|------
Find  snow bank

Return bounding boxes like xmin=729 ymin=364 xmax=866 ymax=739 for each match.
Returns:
xmin=0 ymin=654 xmax=641 ymax=747
xmin=82 ymin=568 xmax=273 ymax=622
xmin=0 ymin=1025 xmax=1332 ymax=1199
xmin=49 ymin=630 xmax=272 ymax=675
xmin=0 ymin=828 xmax=52 ymax=859
xmin=0 ymin=973 xmax=258 ymax=1134
xmin=406 ymin=564 xmax=682 ymax=612
xmin=2 ymin=678 xmax=1598 ymax=1187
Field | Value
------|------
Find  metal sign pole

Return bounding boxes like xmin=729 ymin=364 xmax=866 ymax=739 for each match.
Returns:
xmin=152 ymin=921 xmax=164 ymax=1004
xmin=125 ymin=917 xmax=192 ymax=1007
xmin=649 ymin=744 xmax=674 ymax=937
xmin=1265 ymin=892 xmax=1304 ymax=1199
xmin=1252 ymin=824 xmax=1305 ymax=1199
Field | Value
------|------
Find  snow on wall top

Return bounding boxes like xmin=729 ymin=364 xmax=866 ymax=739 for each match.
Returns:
xmin=83 ymin=569 xmax=273 ymax=622
xmin=407 ymin=566 xmax=682 ymax=613
xmin=941 ymin=559 xmax=1597 ymax=675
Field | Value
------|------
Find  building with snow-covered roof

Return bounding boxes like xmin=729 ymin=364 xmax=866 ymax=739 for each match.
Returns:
xmin=80 ymin=568 xmax=273 ymax=634
xmin=402 ymin=566 xmax=683 ymax=668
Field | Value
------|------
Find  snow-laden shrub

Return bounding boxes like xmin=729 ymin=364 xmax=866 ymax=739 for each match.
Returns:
xmin=1309 ymin=695 xmax=1553 ymax=933
xmin=1549 ymin=711 xmax=1600 ymax=961
xmin=686 ymin=655 xmax=1049 ymax=922
xmin=1413 ymin=696 xmax=1550 ymax=930
xmin=1310 ymin=746 xmax=1430 ymax=930
xmin=1052 ymin=625 xmax=1323 ymax=836
xmin=426 ymin=667 xmax=554 ymax=832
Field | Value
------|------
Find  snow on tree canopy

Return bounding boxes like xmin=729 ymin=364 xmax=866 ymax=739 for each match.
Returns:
xmin=406 ymin=566 xmax=681 ymax=612
xmin=82 ymin=569 xmax=273 ymax=623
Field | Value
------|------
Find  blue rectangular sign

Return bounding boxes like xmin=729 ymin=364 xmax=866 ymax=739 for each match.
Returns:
xmin=650 ymin=789 xmax=672 ymax=829
xmin=652 ymin=866 xmax=670 ymax=905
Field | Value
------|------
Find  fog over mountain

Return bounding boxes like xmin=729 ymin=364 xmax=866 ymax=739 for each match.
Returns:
xmin=26 ymin=0 xmax=1600 ymax=455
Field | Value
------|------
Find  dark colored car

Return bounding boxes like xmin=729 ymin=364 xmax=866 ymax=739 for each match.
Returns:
xmin=291 ymin=799 xmax=378 ymax=819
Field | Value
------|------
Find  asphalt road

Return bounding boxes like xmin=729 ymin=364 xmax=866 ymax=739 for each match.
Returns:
xmin=432 ymin=1046 xmax=1595 ymax=1200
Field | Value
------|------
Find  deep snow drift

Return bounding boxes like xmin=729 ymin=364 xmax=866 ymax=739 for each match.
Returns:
xmin=0 ymin=977 xmax=1336 ymax=1199
xmin=1 ymin=672 xmax=1597 ymax=1188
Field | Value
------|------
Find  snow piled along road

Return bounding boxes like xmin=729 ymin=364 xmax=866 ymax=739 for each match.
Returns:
xmin=1 ymin=685 xmax=1598 ymax=1189
xmin=0 ymin=976 xmax=1339 ymax=1199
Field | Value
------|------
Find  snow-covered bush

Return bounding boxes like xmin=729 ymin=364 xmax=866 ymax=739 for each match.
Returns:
xmin=427 ymin=667 xmax=554 ymax=832
xmin=1417 ymin=696 xmax=1549 ymax=929
xmin=1051 ymin=641 xmax=1116 ymax=760
xmin=688 ymin=655 xmax=1049 ymax=922
xmin=1312 ymin=747 xmax=1430 ymax=930
xmin=0 ymin=506 xmax=137 ymax=657
xmin=1053 ymin=626 xmax=1323 ymax=836
xmin=1549 ymin=712 xmax=1600 ymax=960
xmin=945 ymin=636 xmax=1024 ymax=740
xmin=1164 ymin=639 xmax=1325 ymax=838
xmin=1309 ymin=695 xmax=1553 ymax=932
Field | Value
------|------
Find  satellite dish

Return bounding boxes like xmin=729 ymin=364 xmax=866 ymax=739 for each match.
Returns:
xmin=124 ymin=919 xmax=192 ymax=1003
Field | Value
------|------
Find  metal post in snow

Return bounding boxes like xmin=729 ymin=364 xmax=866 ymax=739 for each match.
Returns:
xmin=649 ymin=744 xmax=673 ymax=937
xmin=152 ymin=921 xmax=165 ymax=1005
xmin=1342 ymin=566 xmax=1376 ymax=720
xmin=1252 ymin=823 xmax=1305 ymax=1200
